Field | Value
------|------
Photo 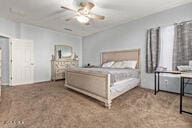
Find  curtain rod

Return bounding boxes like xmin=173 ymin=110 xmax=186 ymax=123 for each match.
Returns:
xmin=149 ymin=19 xmax=192 ymax=29
xmin=176 ymin=19 xmax=192 ymax=24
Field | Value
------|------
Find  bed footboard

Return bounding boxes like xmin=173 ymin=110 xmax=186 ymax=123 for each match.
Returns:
xmin=65 ymin=70 xmax=112 ymax=108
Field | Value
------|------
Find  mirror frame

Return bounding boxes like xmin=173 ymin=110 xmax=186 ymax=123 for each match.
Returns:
xmin=54 ymin=45 xmax=73 ymax=60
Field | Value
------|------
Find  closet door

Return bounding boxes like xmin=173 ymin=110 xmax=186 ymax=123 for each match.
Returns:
xmin=11 ymin=39 xmax=34 ymax=86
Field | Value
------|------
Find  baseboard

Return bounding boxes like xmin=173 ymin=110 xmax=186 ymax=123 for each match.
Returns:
xmin=139 ymin=85 xmax=154 ymax=91
xmin=34 ymin=80 xmax=52 ymax=84
xmin=34 ymin=79 xmax=65 ymax=84
xmin=1 ymin=83 xmax=9 ymax=86
xmin=1 ymin=80 xmax=58 ymax=86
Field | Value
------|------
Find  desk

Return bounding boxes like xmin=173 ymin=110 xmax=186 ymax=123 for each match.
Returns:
xmin=154 ymin=71 xmax=192 ymax=115
xmin=154 ymin=71 xmax=181 ymax=95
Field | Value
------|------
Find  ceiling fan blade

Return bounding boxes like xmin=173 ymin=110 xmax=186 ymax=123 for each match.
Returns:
xmin=88 ymin=14 xmax=105 ymax=20
xmin=65 ymin=18 xmax=71 ymax=22
xmin=80 ymin=2 xmax=95 ymax=10
xmin=65 ymin=16 xmax=78 ymax=22
xmin=85 ymin=22 xmax=90 ymax=25
xmin=61 ymin=6 xmax=76 ymax=12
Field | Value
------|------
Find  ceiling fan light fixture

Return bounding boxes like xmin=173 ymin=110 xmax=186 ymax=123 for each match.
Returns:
xmin=76 ymin=15 xmax=89 ymax=23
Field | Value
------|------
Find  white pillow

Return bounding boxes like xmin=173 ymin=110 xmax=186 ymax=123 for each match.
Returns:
xmin=177 ymin=65 xmax=192 ymax=72
xmin=102 ymin=61 xmax=115 ymax=68
xmin=111 ymin=61 xmax=123 ymax=68
xmin=111 ymin=61 xmax=137 ymax=69
xmin=121 ymin=61 xmax=137 ymax=69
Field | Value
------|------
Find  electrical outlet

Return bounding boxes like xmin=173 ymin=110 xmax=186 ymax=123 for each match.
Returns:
xmin=164 ymin=80 xmax=168 ymax=89
xmin=165 ymin=80 xmax=168 ymax=84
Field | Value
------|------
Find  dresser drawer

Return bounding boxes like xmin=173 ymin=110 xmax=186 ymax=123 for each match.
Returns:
xmin=56 ymin=69 xmax=65 ymax=73
xmin=71 ymin=61 xmax=78 ymax=66
xmin=55 ymin=62 xmax=71 ymax=67
xmin=64 ymin=61 xmax=72 ymax=65
xmin=56 ymin=73 xmax=65 ymax=80
xmin=55 ymin=63 xmax=66 ymax=67
xmin=55 ymin=65 xmax=67 ymax=70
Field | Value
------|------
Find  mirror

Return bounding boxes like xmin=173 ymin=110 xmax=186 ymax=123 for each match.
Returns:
xmin=55 ymin=45 xmax=73 ymax=59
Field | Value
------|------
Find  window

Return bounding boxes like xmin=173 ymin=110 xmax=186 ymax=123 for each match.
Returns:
xmin=146 ymin=21 xmax=192 ymax=73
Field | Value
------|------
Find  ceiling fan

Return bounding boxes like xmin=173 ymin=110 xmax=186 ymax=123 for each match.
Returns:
xmin=61 ymin=2 xmax=105 ymax=25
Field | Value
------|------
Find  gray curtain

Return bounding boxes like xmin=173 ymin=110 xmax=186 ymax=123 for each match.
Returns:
xmin=146 ymin=27 xmax=160 ymax=73
xmin=172 ymin=22 xmax=192 ymax=70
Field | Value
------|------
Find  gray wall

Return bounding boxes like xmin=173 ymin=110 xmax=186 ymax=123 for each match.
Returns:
xmin=0 ymin=17 xmax=82 ymax=83
xmin=83 ymin=3 xmax=192 ymax=92
xmin=0 ymin=37 xmax=9 ymax=85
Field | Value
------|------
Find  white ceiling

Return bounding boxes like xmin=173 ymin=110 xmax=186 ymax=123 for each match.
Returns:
xmin=0 ymin=0 xmax=191 ymax=37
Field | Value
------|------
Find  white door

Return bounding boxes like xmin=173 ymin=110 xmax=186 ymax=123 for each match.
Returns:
xmin=11 ymin=39 xmax=34 ymax=86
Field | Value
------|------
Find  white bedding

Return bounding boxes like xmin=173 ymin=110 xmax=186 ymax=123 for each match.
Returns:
xmin=110 ymin=78 xmax=140 ymax=94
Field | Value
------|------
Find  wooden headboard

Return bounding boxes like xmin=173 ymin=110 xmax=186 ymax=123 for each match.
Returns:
xmin=101 ymin=49 xmax=141 ymax=69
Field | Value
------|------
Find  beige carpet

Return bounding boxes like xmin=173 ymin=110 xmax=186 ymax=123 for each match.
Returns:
xmin=0 ymin=81 xmax=192 ymax=128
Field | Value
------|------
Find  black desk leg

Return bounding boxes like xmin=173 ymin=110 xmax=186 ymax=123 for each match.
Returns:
xmin=157 ymin=72 xmax=160 ymax=91
xmin=154 ymin=72 xmax=156 ymax=95
xmin=180 ymin=77 xmax=183 ymax=114
xmin=182 ymin=78 xmax=185 ymax=96
xmin=180 ymin=77 xmax=192 ymax=115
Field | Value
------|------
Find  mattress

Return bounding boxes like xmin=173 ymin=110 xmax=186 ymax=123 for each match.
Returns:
xmin=110 ymin=78 xmax=140 ymax=94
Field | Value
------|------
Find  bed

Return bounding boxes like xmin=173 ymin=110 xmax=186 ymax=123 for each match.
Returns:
xmin=65 ymin=49 xmax=141 ymax=109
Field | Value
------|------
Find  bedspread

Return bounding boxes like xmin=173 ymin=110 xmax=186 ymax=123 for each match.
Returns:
xmin=68 ymin=67 xmax=140 ymax=85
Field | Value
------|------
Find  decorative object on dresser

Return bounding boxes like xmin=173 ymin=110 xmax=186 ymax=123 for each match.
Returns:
xmin=51 ymin=45 xmax=79 ymax=81
xmin=0 ymin=48 xmax=2 ymax=101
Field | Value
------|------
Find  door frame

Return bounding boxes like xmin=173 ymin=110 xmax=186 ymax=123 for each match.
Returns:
xmin=0 ymin=34 xmax=11 ymax=86
xmin=0 ymin=35 xmax=17 ymax=86
xmin=9 ymin=38 xmax=12 ymax=86
xmin=0 ymin=33 xmax=34 ymax=86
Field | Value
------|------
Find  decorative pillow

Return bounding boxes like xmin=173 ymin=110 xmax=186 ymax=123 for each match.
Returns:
xmin=102 ymin=61 xmax=115 ymax=68
xmin=111 ymin=61 xmax=123 ymax=68
xmin=121 ymin=61 xmax=137 ymax=69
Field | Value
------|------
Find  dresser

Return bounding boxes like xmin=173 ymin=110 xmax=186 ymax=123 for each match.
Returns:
xmin=51 ymin=59 xmax=78 ymax=81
